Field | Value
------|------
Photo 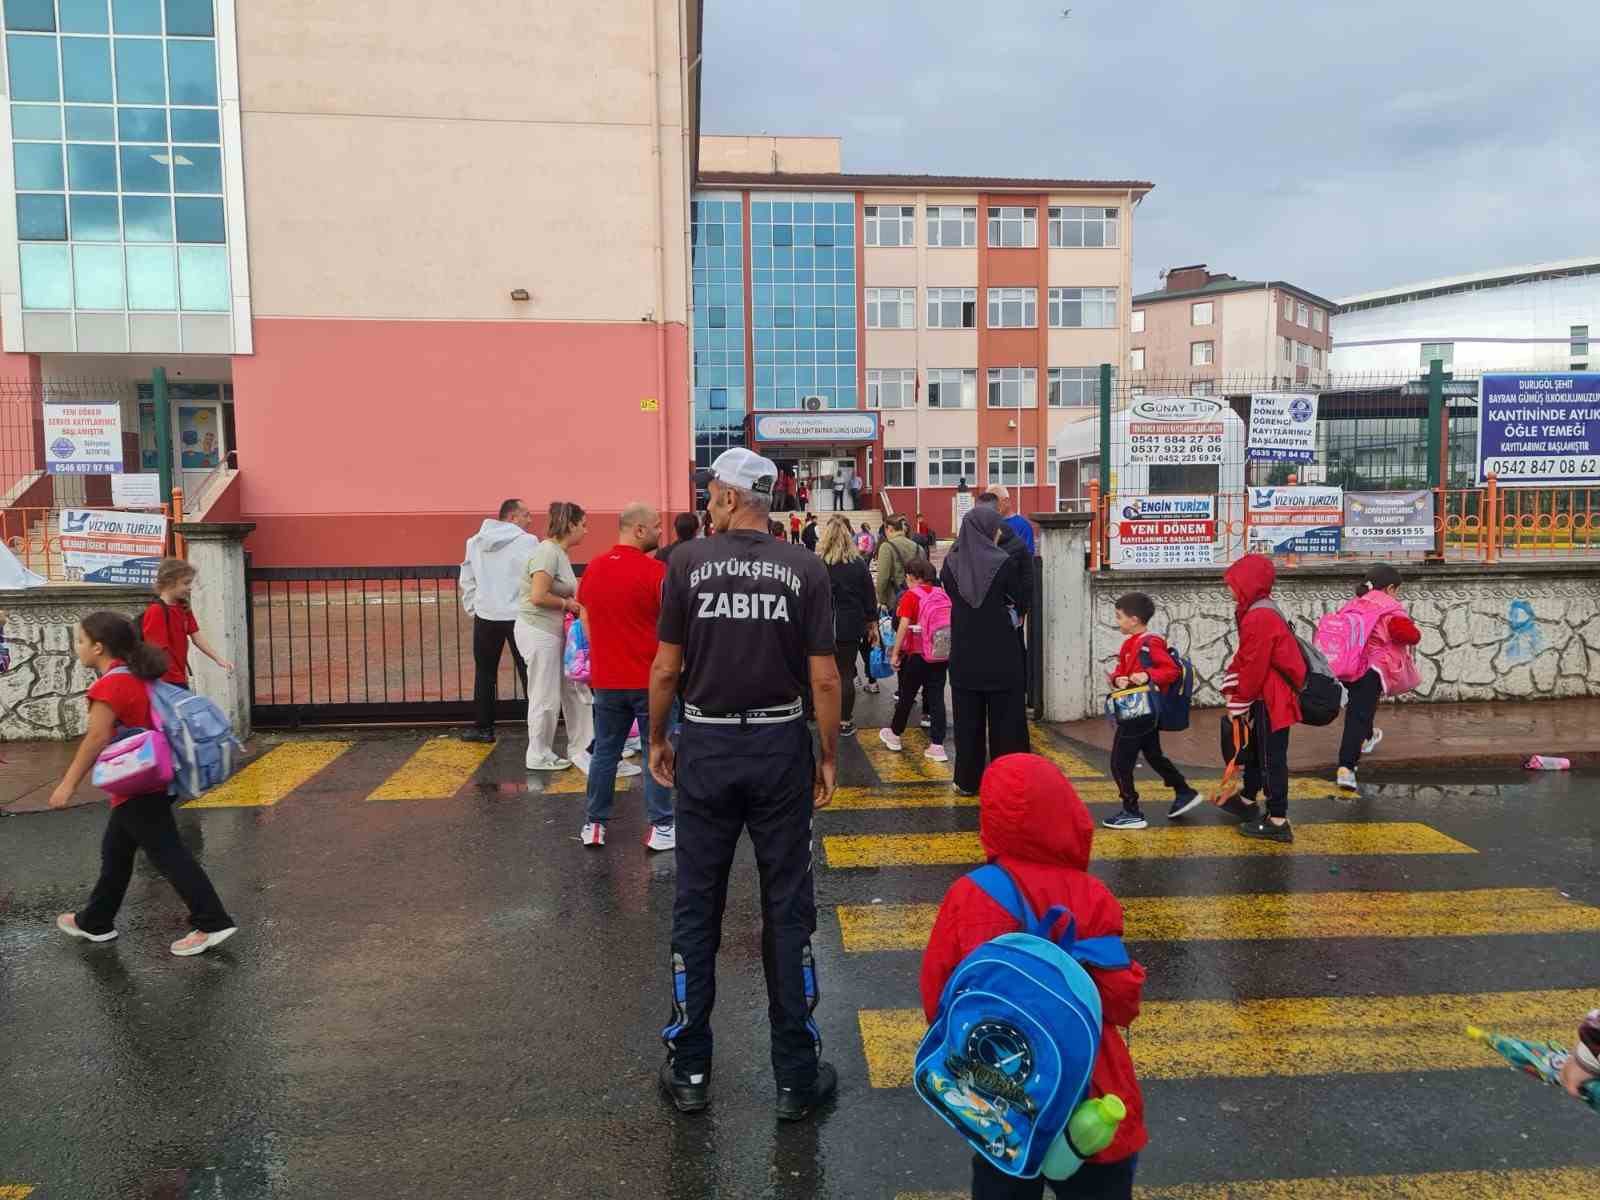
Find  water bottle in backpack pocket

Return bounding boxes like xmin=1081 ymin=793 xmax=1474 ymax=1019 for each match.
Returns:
xmin=914 ymin=865 xmax=1130 ymax=1179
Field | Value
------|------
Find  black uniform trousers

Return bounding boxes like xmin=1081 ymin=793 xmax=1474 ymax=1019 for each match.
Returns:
xmin=1110 ymin=725 xmax=1188 ymax=812
xmin=663 ymin=717 xmax=821 ymax=1087
xmin=77 ymin=792 xmax=234 ymax=936
xmin=1220 ymin=702 xmax=1292 ymax=819
xmin=1338 ymin=669 xmax=1383 ymax=769
xmin=951 ymin=685 xmax=1030 ymax=794
xmin=472 ymin=617 xmax=528 ymax=732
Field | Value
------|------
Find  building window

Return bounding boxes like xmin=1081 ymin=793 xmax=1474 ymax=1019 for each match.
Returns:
xmin=6 ymin=1 xmax=232 ymax=324
xmin=690 ymin=196 xmax=750 ymax=459
xmin=987 ymin=446 xmax=1037 ymax=486
xmin=1048 ymin=287 xmax=1117 ymax=329
xmin=926 ymin=205 xmax=976 ymax=247
xmin=1296 ymin=302 xmax=1309 ymax=327
xmin=1420 ymin=342 xmax=1453 ymax=370
xmin=1129 ymin=347 xmax=1145 ymax=372
xmin=928 ymin=446 xmax=977 ymax=487
xmin=1572 ymin=325 xmax=1590 ymax=359
xmin=927 ymin=287 xmax=977 ymax=329
xmin=1130 ymin=309 xmax=1145 ymax=333
xmin=1191 ymin=301 xmax=1213 ymax=326
xmin=987 ymin=366 xmax=1037 ymax=408
xmin=1049 ymin=366 xmax=1109 ymax=407
xmin=1280 ymin=336 xmax=1291 ymax=362
xmin=927 ymin=367 xmax=976 ymax=409
xmin=884 ymin=447 xmax=916 ymax=487
xmin=866 ymin=368 xmax=916 ymax=409
xmin=987 ymin=287 xmax=1037 ymax=328
xmin=708 ymin=387 xmax=728 ymax=410
xmin=1047 ymin=205 xmax=1118 ymax=248
xmin=864 ymin=204 xmax=915 ymax=247
xmin=865 ymin=287 xmax=916 ymax=329
xmin=1046 ymin=446 xmax=1058 ymax=485
xmin=1283 ymin=296 xmax=1294 ymax=320
xmin=986 ymin=206 xmax=1037 ymax=248
xmin=1191 ymin=341 xmax=1214 ymax=366
xmin=1296 ymin=341 xmax=1312 ymax=366
xmin=1191 ymin=381 xmax=1214 ymax=396
xmin=1312 ymin=309 xmax=1324 ymax=332
xmin=1313 ymin=347 xmax=1323 ymax=370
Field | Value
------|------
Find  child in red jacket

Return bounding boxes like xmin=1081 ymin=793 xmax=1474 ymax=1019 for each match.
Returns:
xmin=1104 ymin=591 xmax=1199 ymax=830
xmin=921 ymin=753 xmax=1147 ymax=1199
xmin=1219 ymin=555 xmax=1306 ymax=842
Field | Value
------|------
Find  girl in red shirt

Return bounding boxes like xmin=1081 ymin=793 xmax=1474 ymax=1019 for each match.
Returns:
xmin=143 ymin=557 xmax=234 ymax=688
xmin=51 ymin=611 xmax=237 ymax=957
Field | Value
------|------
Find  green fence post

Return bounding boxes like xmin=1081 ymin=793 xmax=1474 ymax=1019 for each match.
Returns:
xmin=1423 ymin=357 xmax=1451 ymax=558
xmin=1098 ymin=362 xmax=1112 ymax=490
xmin=153 ymin=365 xmax=173 ymax=519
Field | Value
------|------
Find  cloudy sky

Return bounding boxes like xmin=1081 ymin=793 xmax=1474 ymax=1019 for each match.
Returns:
xmin=701 ymin=0 xmax=1599 ymax=301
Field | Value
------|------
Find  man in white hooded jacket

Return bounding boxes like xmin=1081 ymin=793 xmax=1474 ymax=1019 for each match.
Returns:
xmin=460 ymin=499 xmax=539 ymax=741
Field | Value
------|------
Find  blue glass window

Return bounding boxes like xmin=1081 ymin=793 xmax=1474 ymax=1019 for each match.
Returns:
xmin=164 ymin=0 xmax=214 ymax=36
xmin=66 ymin=104 xmax=116 ymax=139
xmin=177 ymin=243 xmax=227 ymax=309
xmin=708 ymin=305 xmax=726 ymax=329
xmin=7 ymin=33 xmax=59 ymax=98
xmin=11 ymin=102 xmax=60 ymax=138
xmin=61 ymin=36 xmax=114 ymax=101
xmin=119 ymin=143 xmax=169 ymax=190
xmin=17 ymin=192 xmax=66 ymax=239
xmin=69 ymin=193 xmax=120 ymax=239
xmin=751 ymin=202 xmax=771 ymax=222
xmin=112 ymin=0 xmax=161 ymax=34
xmin=67 ymin=142 xmax=117 ymax=189
xmin=114 ymin=37 xmax=165 ymax=102
xmin=126 ymin=244 xmax=176 ymax=308
xmin=172 ymin=144 xmax=219 ymax=192
xmin=73 ymin=242 xmax=124 ymax=306
xmin=21 ymin=243 xmax=71 ymax=306
xmin=166 ymin=39 xmax=215 ymax=104
xmin=14 ymin=141 xmax=63 ymax=188
xmin=60 ymin=0 xmax=110 ymax=32
xmin=174 ymin=194 xmax=221 ymax=241
xmin=772 ymin=225 xmax=791 ymax=246
xmin=3 ymin=0 xmax=54 ymax=30
xmin=168 ymin=107 xmax=218 ymax=142
xmin=118 ymin=105 xmax=166 ymax=140
xmin=123 ymin=193 xmax=172 ymax=239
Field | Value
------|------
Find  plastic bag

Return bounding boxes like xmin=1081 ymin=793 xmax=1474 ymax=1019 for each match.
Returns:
xmin=869 ymin=643 xmax=896 ymax=680
xmin=563 ymin=614 xmax=591 ymax=683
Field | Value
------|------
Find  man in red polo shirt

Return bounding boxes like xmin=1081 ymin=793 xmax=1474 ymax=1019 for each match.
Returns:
xmin=577 ymin=502 xmax=674 ymax=850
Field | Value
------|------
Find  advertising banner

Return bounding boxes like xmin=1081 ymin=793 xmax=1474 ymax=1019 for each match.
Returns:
xmin=1126 ymin=397 xmax=1225 ymax=466
xmin=1110 ymin=494 xmax=1216 ymax=568
xmin=1344 ymin=490 xmax=1434 ymax=552
xmin=1477 ymin=372 xmax=1600 ymax=486
xmin=59 ymin=509 xmax=167 ymax=584
xmin=44 ymin=403 xmax=122 ymax=475
xmin=1247 ymin=391 xmax=1318 ymax=463
xmin=111 ymin=473 xmax=163 ymax=509
xmin=1247 ymin=485 xmax=1343 ymax=554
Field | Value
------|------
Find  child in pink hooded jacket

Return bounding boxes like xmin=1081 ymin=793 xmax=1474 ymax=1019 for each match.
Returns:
xmin=1336 ymin=563 xmax=1421 ymax=791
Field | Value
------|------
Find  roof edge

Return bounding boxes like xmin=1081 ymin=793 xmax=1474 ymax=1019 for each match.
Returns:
xmin=1132 ymin=279 xmax=1338 ymax=309
xmin=696 ymin=169 xmax=1155 ymax=193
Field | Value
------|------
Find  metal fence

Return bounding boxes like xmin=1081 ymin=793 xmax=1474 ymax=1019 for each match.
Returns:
xmin=1057 ymin=366 xmax=1600 ymax=570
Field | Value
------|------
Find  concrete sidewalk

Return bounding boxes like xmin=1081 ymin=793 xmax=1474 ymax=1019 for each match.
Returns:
xmin=1054 ymin=696 xmax=1600 ymax=772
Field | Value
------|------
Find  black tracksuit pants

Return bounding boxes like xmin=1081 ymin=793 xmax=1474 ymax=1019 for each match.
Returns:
xmin=77 ymin=792 xmax=234 ymax=935
xmin=663 ymin=718 xmax=821 ymax=1088
xmin=1110 ymin=725 xmax=1188 ymax=813
xmin=472 ymin=617 xmax=528 ymax=731
xmin=951 ymin=685 xmax=1030 ymax=794
xmin=1339 ymin=669 xmax=1383 ymax=769
xmin=1220 ymin=702 xmax=1292 ymax=819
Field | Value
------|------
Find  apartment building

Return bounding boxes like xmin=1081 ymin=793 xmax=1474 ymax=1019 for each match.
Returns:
xmin=1129 ymin=265 xmax=1333 ymax=392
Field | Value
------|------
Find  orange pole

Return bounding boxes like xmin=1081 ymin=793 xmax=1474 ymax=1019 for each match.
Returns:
xmin=171 ymin=488 xmax=185 ymax=559
xmin=1484 ymin=474 xmax=1497 ymax=562
xmin=1088 ymin=479 xmax=1102 ymax=571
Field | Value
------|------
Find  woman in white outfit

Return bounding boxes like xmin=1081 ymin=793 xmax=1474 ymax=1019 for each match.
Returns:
xmin=516 ymin=501 xmax=595 ymax=772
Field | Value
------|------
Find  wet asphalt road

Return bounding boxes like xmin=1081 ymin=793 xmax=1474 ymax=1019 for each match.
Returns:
xmin=3 ymin=702 xmax=1599 ymax=1200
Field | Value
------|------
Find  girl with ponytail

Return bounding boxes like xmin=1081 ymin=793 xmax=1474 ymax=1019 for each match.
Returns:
xmin=51 ymin=611 xmax=237 ymax=957
xmin=1335 ymin=564 xmax=1422 ymax=792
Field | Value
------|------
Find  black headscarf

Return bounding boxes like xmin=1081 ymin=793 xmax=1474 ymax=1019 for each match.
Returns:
xmin=946 ymin=506 xmax=1010 ymax=608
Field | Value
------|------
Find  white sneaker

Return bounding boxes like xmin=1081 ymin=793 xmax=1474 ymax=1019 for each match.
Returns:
xmin=919 ymin=717 xmax=932 ymax=729
xmin=878 ymin=728 xmax=904 ymax=752
xmin=581 ymin=822 xmax=605 ymax=847
xmin=1336 ymin=766 xmax=1358 ymax=792
xmin=924 ymin=744 xmax=948 ymax=763
xmin=1361 ymin=728 xmax=1384 ymax=755
xmin=57 ymin=912 xmax=116 ymax=943
xmin=170 ymin=927 xmax=237 ymax=957
xmin=526 ymin=754 xmax=573 ymax=772
xmin=624 ymin=736 xmax=642 ymax=758
xmin=646 ymin=824 xmax=676 ymax=852
xmin=617 ymin=759 xmax=643 ymax=778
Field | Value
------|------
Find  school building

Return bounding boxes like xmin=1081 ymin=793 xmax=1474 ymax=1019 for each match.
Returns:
xmin=0 ymin=0 xmax=701 ymax=565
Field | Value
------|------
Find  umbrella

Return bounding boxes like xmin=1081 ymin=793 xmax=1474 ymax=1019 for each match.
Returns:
xmin=1466 ymin=1026 xmax=1600 ymax=1114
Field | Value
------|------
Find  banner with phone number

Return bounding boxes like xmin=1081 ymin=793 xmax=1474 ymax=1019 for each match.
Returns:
xmin=1477 ymin=372 xmax=1600 ymax=486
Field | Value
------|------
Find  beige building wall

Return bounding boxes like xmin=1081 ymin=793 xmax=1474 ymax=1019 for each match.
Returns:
xmin=701 ymin=135 xmax=842 ymax=174
xmin=237 ymin=0 xmax=692 ymax=324
xmin=1219 ymin=289 xmax=1270 ymax=376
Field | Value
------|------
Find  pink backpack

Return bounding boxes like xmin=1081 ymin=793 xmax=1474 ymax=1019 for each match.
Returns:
xmin=1313 ymin=599 xmax=1382 ymax=682
xmin=915 ymin=586 xmax=954 ymax=663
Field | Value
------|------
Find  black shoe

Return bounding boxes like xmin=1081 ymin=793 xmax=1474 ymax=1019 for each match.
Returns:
xmin=1219 ymin=795 xmax=1261 ymax=822
xmin=460 ymin=728 xmax=496 ymax=743
xmin=659 ymin=1059 xmax=709 ymax=1114
xmin=840 ymin=721 xmax=856 ymax=737
xmin=1167 ymin=789 xmax=1203 ymax=820
xmin=1238 ymin=816 xmax=1293 ymax=843
xmin=952 ymin=783 xmax=978 ymax=797
xmin=775 ymin=1061 xmax=837 ymax=1121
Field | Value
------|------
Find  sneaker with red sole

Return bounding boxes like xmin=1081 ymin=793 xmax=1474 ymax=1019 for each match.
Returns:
xmin=581 ymin=822 xmax=606 ymax=847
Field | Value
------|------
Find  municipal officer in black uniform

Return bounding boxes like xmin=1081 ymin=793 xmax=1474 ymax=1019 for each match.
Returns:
xmin=648 ymin=446 xmax=842 ymax=1121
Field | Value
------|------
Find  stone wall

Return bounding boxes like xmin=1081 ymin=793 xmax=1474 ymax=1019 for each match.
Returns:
xmin=0 ymin=585 xmax=147 ymax=740
xmin=1090 ymin=562 xmax=1600 ymax=706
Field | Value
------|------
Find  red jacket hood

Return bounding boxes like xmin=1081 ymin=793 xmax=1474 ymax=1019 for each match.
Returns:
xmin=1225 ymin=554 xmax=1277 ymax=622
xmin=978 ymin=754 xmax=1092 ymax=870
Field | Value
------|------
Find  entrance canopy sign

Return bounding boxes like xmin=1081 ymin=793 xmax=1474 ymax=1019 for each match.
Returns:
xmin=1247 ymin=485 xmax=1343 ymax=554
xmin=1110 ymin=494 xmax=1216 ymax=568
xmin=1126 ymin=397 xmax=1225 ymax=466
xmin=1247 ymin=392 xmax=1318 ymax=463
xmin=44 ymin=403 xmax=122 ymax=475
xmin=59 ymin=508 xmax=168 ymax=584
xmin=753 ymin=411 xmax=879 ymax=444
xmin=1477 ymin=372 xmax=1600 ymax=486
xmin=1345 ymin=490 xmax=1434 ymax=552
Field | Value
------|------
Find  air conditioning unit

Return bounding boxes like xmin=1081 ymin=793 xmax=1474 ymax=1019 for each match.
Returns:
xmin=803 ymin=395 xmax=825 ymax=412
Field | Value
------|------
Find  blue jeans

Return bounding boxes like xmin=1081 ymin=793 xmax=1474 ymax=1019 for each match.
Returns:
xmin=585 ymin=688 xmax=673 ymax=827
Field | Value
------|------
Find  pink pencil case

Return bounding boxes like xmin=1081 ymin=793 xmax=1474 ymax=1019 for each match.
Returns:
xmin=92 ymin=729 xmax=174 ymax=797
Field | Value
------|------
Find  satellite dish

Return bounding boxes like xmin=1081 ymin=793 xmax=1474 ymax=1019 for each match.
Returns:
xmin=803 ymin=395 xmax=824 ymax=412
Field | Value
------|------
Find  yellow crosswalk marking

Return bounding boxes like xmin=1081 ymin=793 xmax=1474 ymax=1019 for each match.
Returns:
xmin=1029 ymin=722 xmax=1102 ymax=777
xmin=860 ymin=986 xmax=1590 ymax=1088
xmin=0 ymin=1186 xmax=36 ymax=1199
xmin=837 ymin=887 xmax=1600 ymax=952
xmin=367 ymin=737 xmax=494 ymax=801
xmin=823 ymin=822 xmax=1474 ymax=868
xmin=538 ymin=767 xmax=630 ymax=796
xmin=857 ymin=725 xmax=952 ymax=782
xmin=827 ymin=776 xmax=1341 ymax=811
xmin=182 ymin=740 xmax=352 ymax=808
xmin=896 ymin=1166 xmax=1600 ymax=1200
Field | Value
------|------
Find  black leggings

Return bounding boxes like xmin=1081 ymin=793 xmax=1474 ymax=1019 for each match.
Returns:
xmin=77 ymin=792 xmax=234 ymax=935
xmin=1220 ymin=704 xmax=1291 ymax=819
xmin=891 ymin=655 xmax=948 ymax=742
xmin=1339 ymin=669 xmax=1383 ymax=769
xmin=834 ymin=643 xmax=859 ymax=723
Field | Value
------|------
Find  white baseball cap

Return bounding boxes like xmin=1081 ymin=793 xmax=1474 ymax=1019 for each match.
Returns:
xmin=709 ymin=447 xmax=778 ymax=496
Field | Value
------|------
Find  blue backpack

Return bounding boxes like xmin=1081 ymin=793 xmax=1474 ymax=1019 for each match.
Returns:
xmin=914 ymin=864 xmax=1130 ymax=1179
xmin=1141 ymin=639 xmax=1195 ymax=732
xmin=148 ymin=679 xmax=242 ymax=801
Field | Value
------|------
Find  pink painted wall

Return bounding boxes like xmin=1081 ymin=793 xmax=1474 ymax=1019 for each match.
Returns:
xmin=0 ymin=341 xmax=42 ymax=499
xmin=232 ymin=318 xmax=690 ymax=566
